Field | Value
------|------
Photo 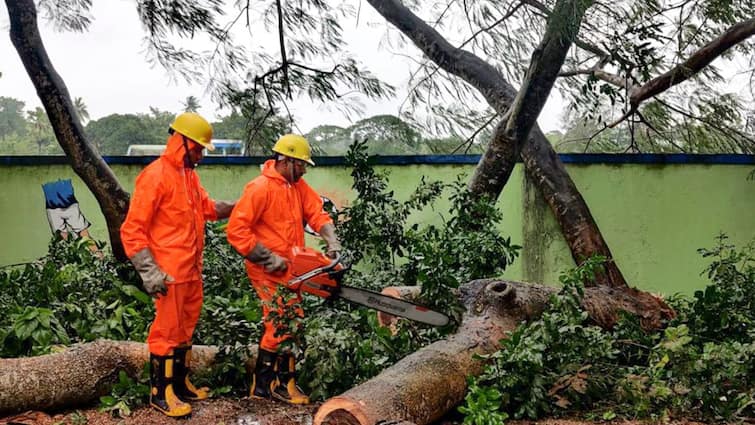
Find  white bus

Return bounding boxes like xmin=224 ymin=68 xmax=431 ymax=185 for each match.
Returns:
xmin=126 ymin=139 xmax=244 ymax=156
xmin=126 ymin=144 xmax=164 ymax=156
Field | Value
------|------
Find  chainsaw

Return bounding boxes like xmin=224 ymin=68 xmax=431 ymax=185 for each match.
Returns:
xmin=285 ymin=247 xmax=450 ymax=327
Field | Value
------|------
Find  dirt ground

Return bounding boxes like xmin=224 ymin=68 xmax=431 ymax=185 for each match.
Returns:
xmin=0 ymin=397 xmax=713 ymax=425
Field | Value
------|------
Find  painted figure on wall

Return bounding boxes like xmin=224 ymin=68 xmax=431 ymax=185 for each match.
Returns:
xmin=42 ymin=179 xmax=92 ymax=240
xmin=41 ymin=179 xmax=101 ymax=256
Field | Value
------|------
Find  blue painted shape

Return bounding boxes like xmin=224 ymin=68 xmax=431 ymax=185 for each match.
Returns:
xmin=41 ymin=179 xmax=78 ymax=209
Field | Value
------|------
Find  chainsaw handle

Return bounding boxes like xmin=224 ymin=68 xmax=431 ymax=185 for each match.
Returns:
xmin=321 ymin=252 xmax=343 ymax=272
xmin=287 ymin=252 xmax=345 ymax=287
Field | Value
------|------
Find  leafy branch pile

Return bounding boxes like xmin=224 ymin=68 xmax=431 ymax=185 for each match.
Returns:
xmin=461 ymin=235 xmax=755 ymax=424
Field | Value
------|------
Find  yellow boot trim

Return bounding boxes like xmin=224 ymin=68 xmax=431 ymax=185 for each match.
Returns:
xmin=184 ymin=377 xmax=210 ymax=400
xmin=272 ymin=378 xmax=310 ymax=405
xmin=165 ymin=357 xmax=174 ymax=377
xmin=184 ymin=350 xmax=210 ymax=400
xmin=150 ymin=358 xmax=192 ymax=417
xmin=285 ymin=379 xmax=310 ymax=405
xmin=162 ymin=384 xmax=192 ymax=417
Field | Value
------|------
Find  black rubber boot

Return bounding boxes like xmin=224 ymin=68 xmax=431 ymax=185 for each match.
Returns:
xmin=173 ymin=345 xmax=210 ymax=401
xmin=272 ymin=351 xmax=310 ymax=405
xmin=250 ymin=348 xmax=277 ymax=399
xmin=149 ymin=353 xmax=192 ymax=417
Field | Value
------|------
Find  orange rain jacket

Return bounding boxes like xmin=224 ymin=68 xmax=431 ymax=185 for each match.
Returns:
xmin=226 ymin=159 xmax=332 ymax=282
xmin=120 ymin=133 xmax=219 ymax=282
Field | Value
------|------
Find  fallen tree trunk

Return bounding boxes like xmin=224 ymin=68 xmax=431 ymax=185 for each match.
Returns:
xmin=314 ymin=279 xmax=674 ymax=425
xmin=0 ymin=340 xmax=255 ymax=415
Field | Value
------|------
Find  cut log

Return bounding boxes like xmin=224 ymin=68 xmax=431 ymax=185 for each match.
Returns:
xmin=0 ymin=340 xmax=255 ymax=415
xmin=314 ymin=279 xmax=674 ymax=425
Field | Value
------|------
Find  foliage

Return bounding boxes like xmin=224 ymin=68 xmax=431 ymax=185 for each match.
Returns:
xmin=460 ymin=237 xmax=755 ymax=423
xmin=0 ymin=96 xmax=28 ymax=140
xmin=120 ymin=0 xmax=395 ymax=134
xmin=459 ymin=379 xmax=508 ymax=425
xmin=0 ymin=94 xmax=482 ymax=155
xmin=212 ymin=97 xmax=289 ymax=155
xmin=306 ymin=115 xmax=480 ymax=155
xmin=99 ymin=369 xmax=150 ymax=417
xmin=686 ymin=233 xmax=755 ymax=343
xmin=299 ymin=138 xmax=519 ymax=396
xmin=0 ymin=235 xmax=150 ymax=357
xmin=84 ymin=109 xmax=174 ymax=155
xmin=558 ymin=98 xmax=755 ymax=154
xmin=401 ymin=176 xmax=520 ymax=317
xmin=21 ymin=107 xmax=62 ymax=155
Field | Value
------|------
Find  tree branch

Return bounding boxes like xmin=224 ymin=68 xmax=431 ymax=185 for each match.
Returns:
xmin=275 ymin=0 xmax=291 ymax=98
xmin=560 ymin=68 xmax=629 ymax=88
xmin=629 ymin=18 xmax=755 ymax=109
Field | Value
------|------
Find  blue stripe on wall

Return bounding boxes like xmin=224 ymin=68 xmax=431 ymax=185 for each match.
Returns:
xmin=1 ymin=154 xmax=753 ymax=166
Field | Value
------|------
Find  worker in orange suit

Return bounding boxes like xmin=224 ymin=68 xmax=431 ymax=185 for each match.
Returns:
xmin=120 ymin=112 xmax=236 ymax=417
xmin=226 ymin=134 xmax=341 ymax=405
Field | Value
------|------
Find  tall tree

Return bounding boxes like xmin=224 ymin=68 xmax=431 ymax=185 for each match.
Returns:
xmin=5 ymin=0 xmax=129 ymax=260
xmin=0 ymin=96 xmax=28 ymax=139
xmin=84 ymin=113 xmax=166 ymax=155
xmin=73 ymin=96 xmax=89 ymax=123
xmin=181 ymin=95 xmax=199 ymax=113
xmin=26 ymin=107 xmax=54 ymax=153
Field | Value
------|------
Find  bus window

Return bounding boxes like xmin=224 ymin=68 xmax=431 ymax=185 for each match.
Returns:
xmin=126 ymin=145 xmax=164 ymax=156
xmin=208 ymin=139 xmax=245 ymax=156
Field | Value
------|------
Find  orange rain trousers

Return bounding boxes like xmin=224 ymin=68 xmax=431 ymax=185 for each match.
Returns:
xmin=147 ymin=280 xmax=203 ymax=356
xmin=251 ymin=278 xmax=304 ymax=352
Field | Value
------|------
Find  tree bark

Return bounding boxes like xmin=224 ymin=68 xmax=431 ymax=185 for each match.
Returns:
xmin=0 ymin=340 xmax=255 ymax=415
xmin=366 ymin=0 xmax=627 ymax=287
xmin=5 ymin=0 xmax=130 ymax=261
xmin=314 ymin=279 xmax=674 ymax=425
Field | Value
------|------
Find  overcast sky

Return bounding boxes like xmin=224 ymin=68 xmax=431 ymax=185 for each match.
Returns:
xmin=0 ymin=1 xmax=564 ymax=135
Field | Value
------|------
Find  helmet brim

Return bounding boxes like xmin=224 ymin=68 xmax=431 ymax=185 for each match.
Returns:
xmin=195 ymin=140 xmax=215 ymax=151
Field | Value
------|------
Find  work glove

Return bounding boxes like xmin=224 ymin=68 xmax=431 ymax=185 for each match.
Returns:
xmin=214 ymin=200 xmax=236 ymax=219
xmin=246 ymin=242 xmax=288 ymax=273
xmin=318 ymin=223 xmax=342 ymax=259
xmin=130 ymin=248 xmax=173 ymax=298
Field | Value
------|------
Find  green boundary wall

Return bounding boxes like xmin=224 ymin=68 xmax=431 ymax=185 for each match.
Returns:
xmin=1 ymin=154 xmax=753 ymax=296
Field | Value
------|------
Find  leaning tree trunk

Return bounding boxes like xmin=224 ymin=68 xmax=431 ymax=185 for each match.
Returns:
xmin=367 ymin=0 xmax=627 ymax=287
xmin=6 ymin=0 xmax=130 ymax=261
xmin=314 ymin=279 xmax=674 ymax=425
xmin=0 ymin=340 xmax=256 ymax=415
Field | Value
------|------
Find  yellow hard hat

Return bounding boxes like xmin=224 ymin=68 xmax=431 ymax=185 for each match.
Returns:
xmin=272 ymin=134 xmax=315 ymax=166
xmin=170 ymin=112 xmax=215 ymax=151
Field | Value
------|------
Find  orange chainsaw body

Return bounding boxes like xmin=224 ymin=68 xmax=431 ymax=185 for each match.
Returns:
xmin=288 ymin=246 xmax=344 ymax=298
